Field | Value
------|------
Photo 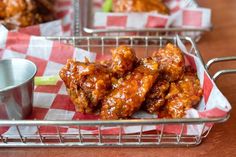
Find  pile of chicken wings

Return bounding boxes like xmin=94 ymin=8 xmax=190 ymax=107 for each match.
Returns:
xmin=59 ymin=43 xmax=203 ymax=119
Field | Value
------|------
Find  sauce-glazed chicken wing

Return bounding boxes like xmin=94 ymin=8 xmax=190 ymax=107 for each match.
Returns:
xmin=59 ymin=46 xmax=137 ymax=114
xmin=100 ymin=58 xmax=159 ymax=120
xmin=143 ymin=80 xmax=169 ymax=113
xmin=99 ymin=46 xmax=137 ymax=88
xmin=164 ymin=66 xmax=203 ymax=118
xmin=59 ymin=59 xmax=113 ymax=113
xmin=111 ymin=46 xmax=137 ymax=77
xmin=153 ymin=43 xmax=185 ymax=82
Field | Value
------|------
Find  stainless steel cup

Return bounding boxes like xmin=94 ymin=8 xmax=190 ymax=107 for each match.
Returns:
xmin=0 ymin=59 xmax=37 ymax=120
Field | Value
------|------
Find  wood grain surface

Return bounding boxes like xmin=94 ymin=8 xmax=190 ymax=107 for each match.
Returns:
xmin=1 ymin=0 xmax=236 ymax=156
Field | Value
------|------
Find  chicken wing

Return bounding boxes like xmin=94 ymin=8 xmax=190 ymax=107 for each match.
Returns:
xmin=112 ymin=0 xmax=169 ymax=14
xmin=111 ymin=46 xmax=137 ymax=77
xmin=142 ymin=80 xmax=169 ymax=113
xmin=100 ymin=58 xmax=159 ymax=120
xmin=153 ymin=43 xmax=185 ymax=82
xmin=99 ymin=46 xmax=137 ymax=89
xmin=60 ymin=46 xmax=138 ymax=114
xmin=59 ymin=59 xmax=113 ymax=113
xmin=163 ymin=66 xmax=203 ymax=118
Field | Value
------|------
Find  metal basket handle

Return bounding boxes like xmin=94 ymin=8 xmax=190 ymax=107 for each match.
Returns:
xmin=205 ymin=56 xmax=236 ymax=81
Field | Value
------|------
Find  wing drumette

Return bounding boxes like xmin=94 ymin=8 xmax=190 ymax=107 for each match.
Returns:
xmin=99 ymin=46 xmax=137 ymax=88
xmin=100 ymin=58 xmax=159 ymax=120
xmin=153 ymin=43 xmax=185 ymax=82
xmin=111 ymin=45 xmax=137 ymax=77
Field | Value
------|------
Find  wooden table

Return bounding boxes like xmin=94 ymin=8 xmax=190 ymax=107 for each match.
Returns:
xmin=1 ymin=0 xmax=236 ymax=156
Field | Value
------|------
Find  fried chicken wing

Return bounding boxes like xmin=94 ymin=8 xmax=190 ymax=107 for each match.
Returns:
xmin=60 ymin=46 xmax=138 ymax=114
xmin=59 ymin=59 xmax=113 ymax=113
xmin=163 ymin=66 xmax=203 ymax=118
xmin=99 ymin=46 xmax=137 ymax=89
xmin=111 ymin=46 xmax=137 ymax=77
xmin=113 ymin=0 xmax=169 ymax=14
xmin=100 ymin=58 xmax=159 ymax=120
xmin=153 ymin=43 xmax=185 ymax=82
xmin=143 ymin=80 xmax=169 ymax=113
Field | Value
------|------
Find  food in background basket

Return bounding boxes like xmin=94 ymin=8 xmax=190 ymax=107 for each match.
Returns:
xmin=111 ymin=0 xmax=169 ymax=14
xmin=0 ymin=0 xmax=55 ymax=30
xmin=59 ymin=43 xmax=203 ymax=119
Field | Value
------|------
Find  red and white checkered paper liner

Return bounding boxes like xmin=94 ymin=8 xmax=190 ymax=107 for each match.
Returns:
xmin=11 ymin=0 xmax=74 ymax=36
xmin=93 ymin=0 xmax=211 ymax=32
xmin=0 ymin=26 xmax=231 ymax=136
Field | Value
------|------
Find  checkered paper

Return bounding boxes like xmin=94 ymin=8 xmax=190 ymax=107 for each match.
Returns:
xmin=0 ymin=26 xmax=231 ymax=136
xmin=11 ymin=0 xmax=74 ymax=36
xmin=93 ymin=0 xmax=211 ymax=31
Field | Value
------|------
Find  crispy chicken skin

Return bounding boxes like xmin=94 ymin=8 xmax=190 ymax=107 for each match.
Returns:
xmin=59 ymin=59 xmax=113 ymax=113
xmin=143 ymin=80 xmax=169 ymax=113
xmin=153 ymin=43 xmax=185 ymax=82
xmin=112 ymin=0 xmax=169 ymax=14
xmin=111 ymin=46 xmax=137 ymax=77
xmin=100 ymin=58 xmax=159 ymax=120
xmin=0 ymin=0 xmax=54 ymax=29
xmin=164 ymin=66 xmax=203 ymax=118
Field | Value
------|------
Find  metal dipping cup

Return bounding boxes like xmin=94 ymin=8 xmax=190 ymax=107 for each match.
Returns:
xmin=0 ymin=59 xmax=37 ymax=119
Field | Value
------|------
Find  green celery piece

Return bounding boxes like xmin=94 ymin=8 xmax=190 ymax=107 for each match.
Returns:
xmin=102 ymin=0 xmax=112 ymax=12
xmin=34 ymin=75 xmax=60 ymax=86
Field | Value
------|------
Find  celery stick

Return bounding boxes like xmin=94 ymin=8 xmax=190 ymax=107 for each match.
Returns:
xmin=34 ymin=75 xmax=60 ymax=86
xmin=102 ymin=0 xmax=112 ymax=12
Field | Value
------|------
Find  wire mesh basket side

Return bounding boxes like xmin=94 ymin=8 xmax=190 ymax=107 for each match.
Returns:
xmin=0 ymin=121 xmax=216 ymax=147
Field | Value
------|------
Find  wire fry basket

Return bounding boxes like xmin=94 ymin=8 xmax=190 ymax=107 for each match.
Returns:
xmin=74 ymin=0 xmax=212 ymax=41
xmin=0 ymin=36 xmax=235 ymax=147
